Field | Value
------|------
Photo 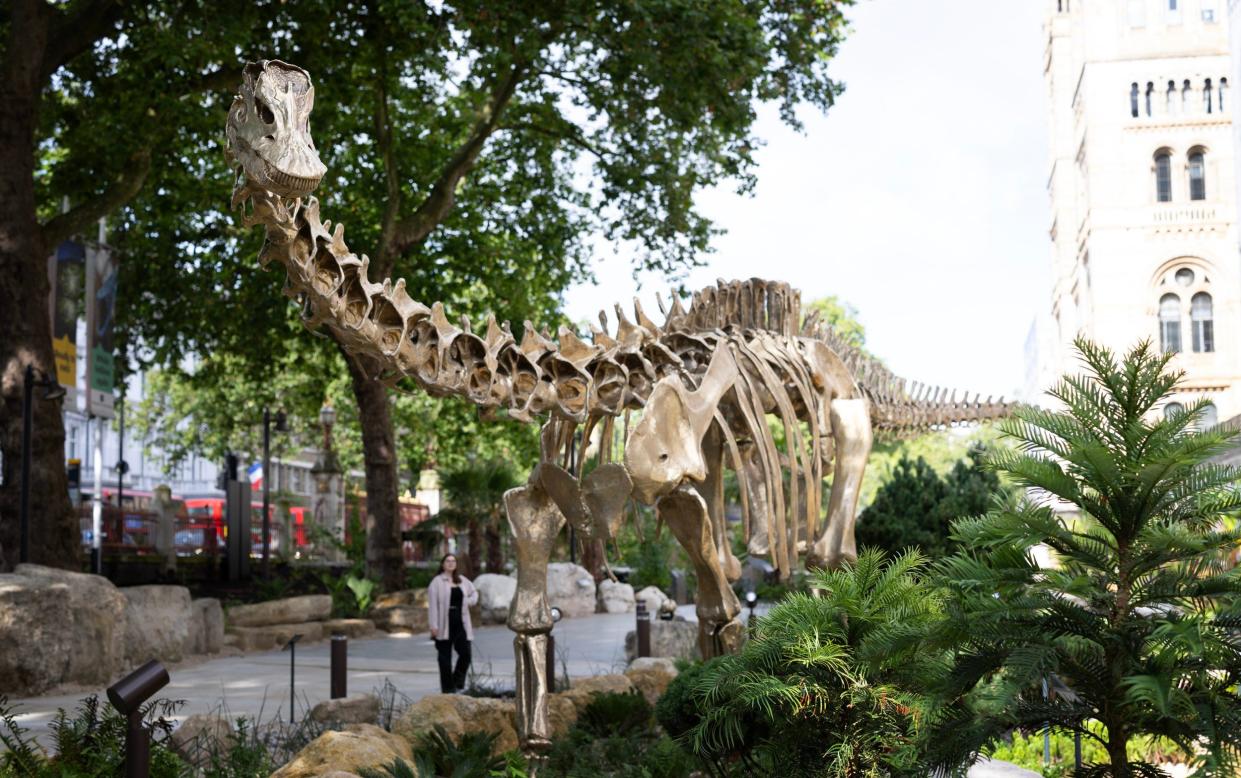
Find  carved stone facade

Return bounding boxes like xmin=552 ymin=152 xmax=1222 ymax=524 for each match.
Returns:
xmin=1037 ymin=0 xmax=1241 ymax=423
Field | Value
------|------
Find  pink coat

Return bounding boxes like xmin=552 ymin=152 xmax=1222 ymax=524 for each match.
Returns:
xmin=427 ymin=574 xmax=479 ymax=641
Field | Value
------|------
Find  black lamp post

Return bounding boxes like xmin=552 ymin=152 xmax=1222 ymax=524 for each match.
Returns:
xmin=261 ymin=408 xmax=288 ymax=579
xmin=20 ymin=364 xmax=66 ymax=564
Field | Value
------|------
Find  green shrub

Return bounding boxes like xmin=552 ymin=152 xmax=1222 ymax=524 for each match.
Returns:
xmin=576 ymin=691 xmax=651 ymax=739
xmin=653 ymin=659 xmax=721 ymax=741
xmin=201 ymin=717 xmax=274 ymax=777
xmin=0 ymin=694 xmax=187 ymax=777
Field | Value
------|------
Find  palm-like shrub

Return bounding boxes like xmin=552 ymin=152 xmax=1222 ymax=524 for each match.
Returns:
xmin=673 ymin=548 xmax=944 ymax=777
xmin=927 ymin=340 xmax=1241 ymax=776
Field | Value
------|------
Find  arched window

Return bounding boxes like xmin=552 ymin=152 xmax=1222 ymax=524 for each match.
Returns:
xmin=1130 ymin=83 xmax=1140 ymax=117
xmin=1188 ymin=150 xmax=1206 ymax=200
xmin=1160 ymin=293 xmax=1182 ymax=353
xmin=1166 ymin=80 xmax=1177 ymax=114
xmin=1204 ymin=78 xmax=1214 ymax=113
xmin=1145 ymin=82 xmax=1154 ymax=116
xmin=1220 ymin=78 xmax=1229 ymax=112
xmin=1165 ymin=401 xmax=1185 ymax=419
xmin=1191 ymin=292 xmax=1214 ymax=352
xmin=1182 ymin=79 xmax=1192 ymax=112
xmin=1155 ymin=151 xmax=1172 ymax=202
xmin=1201 ymin=402 xmax=1218 ymax=429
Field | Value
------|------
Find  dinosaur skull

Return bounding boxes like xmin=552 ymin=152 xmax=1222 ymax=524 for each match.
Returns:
xmin=227 ymin=60 xmax=326 ymax=197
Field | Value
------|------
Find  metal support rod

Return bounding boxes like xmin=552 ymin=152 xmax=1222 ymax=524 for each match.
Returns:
xmin=117 ymin=394 xmax=125 ymax=525
xmin=19 ymin=365 xmax=34 ymax=564
xmin=125 ymin=710 xmax=149 ymax=778
xmin=330 ymin=634 xmax=347 ymax=699
xmin=289 ymin=639 xmax=296 ymax=722
xmin=636 ymin=600 xmax=651 ymax=658
xmin=546 ymin=633 xmax=556 ymax=694
xmin=91 ymin=415 xmax=104 ymax=574
xmin=262 ymin=407 xmax=271 ymax=579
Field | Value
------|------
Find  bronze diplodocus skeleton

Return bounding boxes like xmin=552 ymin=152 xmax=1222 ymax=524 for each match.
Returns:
xmin=224 ymin=60 xmax=1010 ymax=755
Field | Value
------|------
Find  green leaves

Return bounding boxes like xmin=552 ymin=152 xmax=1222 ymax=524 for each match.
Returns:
xmin=926 ymin=339 xmax=1241 ymax=776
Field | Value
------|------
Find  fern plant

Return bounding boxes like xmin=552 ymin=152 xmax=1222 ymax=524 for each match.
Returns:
xmin=926 ymin=339 xmax=1241 ymax=776
xmin=671 ymin=548 xmax=945 ymax=777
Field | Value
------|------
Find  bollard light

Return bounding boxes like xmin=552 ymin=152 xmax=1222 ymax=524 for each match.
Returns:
xmin=635 ymin=600 xmax=651 ymax=658
xmin=106 ymin=660 xmax=170 ymax=778
xmin=330 ymin=633 xmax=347 ymax=699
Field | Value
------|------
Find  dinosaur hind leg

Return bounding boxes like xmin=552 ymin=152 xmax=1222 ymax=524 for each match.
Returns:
xmin=809 ymin=397 xmax=871 ymax=570
xmin=658 ymin=487 xmax=744 ymax=657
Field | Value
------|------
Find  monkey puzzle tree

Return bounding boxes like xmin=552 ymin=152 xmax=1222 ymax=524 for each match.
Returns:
xmin=925 ymin=339 xmax=1241 ymax=775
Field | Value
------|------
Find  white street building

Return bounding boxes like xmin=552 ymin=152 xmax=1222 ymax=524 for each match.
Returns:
xmin=1035 ymin=0 xmax=1239 ymax=424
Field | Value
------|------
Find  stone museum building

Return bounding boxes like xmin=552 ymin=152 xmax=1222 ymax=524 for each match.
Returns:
xmin=1036 ymin=0 xmax=1241 ymax=424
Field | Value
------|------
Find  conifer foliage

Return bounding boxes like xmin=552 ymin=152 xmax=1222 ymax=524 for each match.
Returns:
xmin=927 ymin=340 xmax=1241 ymax=776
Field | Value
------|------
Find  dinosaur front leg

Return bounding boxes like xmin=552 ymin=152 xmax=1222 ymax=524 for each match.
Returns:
xmin=810 ymin=397 xmax=871 ymax=570
xmin=504 ymin=478 xmax=565 ymax=755
xmin=657 ymin=487 xmax=744 ymax=657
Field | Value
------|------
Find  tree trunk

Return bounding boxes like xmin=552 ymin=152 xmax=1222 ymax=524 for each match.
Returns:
xmin=465 ymin=517 xmax=483 ymax=579
xmin=485 ymin=516 xmax=503 ymax=573
xmin=346 ymin=355 xmax=404 ymax=591
xmin=580 ymin=537 xmax=606 ymax=582
xmin=0 ymin=9 xmax=77 ymax=573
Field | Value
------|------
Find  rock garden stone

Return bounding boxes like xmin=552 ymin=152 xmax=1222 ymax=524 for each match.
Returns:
xmin=558 ymin=674 xmax=635 ymax=717
xmin=184 ymin=597 xmax=224 ymax=655
xmin=628 ymin=656 xmax=679 ymax=675
xmin=474 ymin=573 xmax=517 ymax=624
xmin=624 ymin=618 xmax=700 ymax=662
xmin=309 ymin=694 xmax=381 ymax=726
xmin=0 ymin=573 xmax=73 ymax=696
xmin=122 ymin=584 xmax=192 ymax=666
xmin=322 ymin=618 xmax=378 ymax=639
xmin=14 ymin=564 xmax=128 ymax=686
xmin=546 ymin=562 xmax=596 ymax=618
xmin=171 ymin=713 xmax=234 ymax=767
xmin=394 ymin=694 xmax=518 ymax=756
xmin=624 ymin=660 xmax=679 ymax=705
xmin=227 ymin=594 xmax=332 ymax=627
xmin=371 ymin=588 xmax=427 ymax=610
xmin=597 ymin=580 xmax=635 ymax=613
xmin=634 ymin=585 xmax=670 ymax=614
xmin=270 ymin=726 xmax=411 ymax=778
xmin=370 ymin=606 xmax=428 ymax=634
xmin=227 ymin=621 xmax=325 ymax=652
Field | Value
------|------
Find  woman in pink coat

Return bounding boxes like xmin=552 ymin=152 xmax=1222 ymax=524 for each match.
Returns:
xmin=427 ymin=553 xmax=479 ymax=693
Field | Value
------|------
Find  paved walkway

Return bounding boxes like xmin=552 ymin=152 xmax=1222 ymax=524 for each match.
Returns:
xmin=7 ymin=611 xmax=641 ymax=746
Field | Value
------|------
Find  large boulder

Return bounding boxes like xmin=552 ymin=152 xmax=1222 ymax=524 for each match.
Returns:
xmin=309 ymin=694 xmax=381 ymax=726
xmin=634 ymin=585 xmax=670 ymax=615
xmin=546 ymin=562 xmax=596 ymax=618
xmin=184 ymin=598 xmax=225 ymax=656
xmin=557 ymin=674 xmax=636 ymax=717
xmin=227 ymin=594 xmax=332 ymax=628
xmin=323 ymin=619 xmax=378 ymax=639
xmin=394 ymin=694 xmax=518 ymax=756
xmin=14 ymin=564 xmax=128 ymax=685
xmin=625 ymin=659 xmax=679 ymax=705
xmin=0 ymin=573 xmax=73 ymax=696
xmin=122 ymin=584 xmax=193 ymax=666
xmin=597 ymin=580 xmax=635 ymax=614
xmin=227 ymin=622 xmax=325 ymax=652
xmin=171 ymin=713 xmax=234 ymax=768
xmin=270 ymin=725 xmax=412 ymax=778
xmin=624 ymin=618 xmax=700 ymax=662
xmin=474 ymin=574 xmax=517 ymax=624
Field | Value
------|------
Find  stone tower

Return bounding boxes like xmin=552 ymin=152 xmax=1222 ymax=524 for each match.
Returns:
xmin=1040 ymin=0 xmax=1240 ymax=424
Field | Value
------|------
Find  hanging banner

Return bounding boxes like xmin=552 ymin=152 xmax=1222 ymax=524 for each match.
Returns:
xmin=47 ymin=240 xmax=85 ymax=403
xmin=84 ymin=242 xmax=118 ymax=419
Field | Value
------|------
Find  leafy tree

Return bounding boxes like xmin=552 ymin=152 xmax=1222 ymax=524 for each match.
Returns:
xmin=0 ymin=0 xmax=275 ymax=570
xmin=925 ymin=340 xmax=1241 ymax=776
xmin=436 ymin=458 xmax=520 ymax=578
xmin=96 ymin=0 xmax=857 ymax=589
xmin=668 ymin=549 xmax=943 ymax=777
xmin=856 ymin=448 xmax=1008 ymax=559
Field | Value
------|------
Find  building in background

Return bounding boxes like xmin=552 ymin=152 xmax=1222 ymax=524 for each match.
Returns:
xmin=1032 ymin=0 xmax=1239 ymax=424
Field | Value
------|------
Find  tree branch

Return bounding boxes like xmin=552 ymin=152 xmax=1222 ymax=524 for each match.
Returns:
xmin=39 ymin=147 xmax=150 ymax=248
xmin=387 ymin=62 xmax=527 ymax=258
xmin=503 ymin=121 xmax=606 ymax=160
xmin=40 ymin=0 xmax=124 ymax=80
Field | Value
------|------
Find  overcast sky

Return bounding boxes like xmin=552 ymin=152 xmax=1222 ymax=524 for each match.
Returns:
xmin=564 ymin=0 xmax=1050 ymax=401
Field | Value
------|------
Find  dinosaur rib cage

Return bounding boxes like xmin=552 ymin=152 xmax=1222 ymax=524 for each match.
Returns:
xmin=246 ymin=191 xmax=1011 ymax=576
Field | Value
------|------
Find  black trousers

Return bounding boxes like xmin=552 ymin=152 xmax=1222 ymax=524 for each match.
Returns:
xmin=436 ymin=615 xmax=471 ymax=693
